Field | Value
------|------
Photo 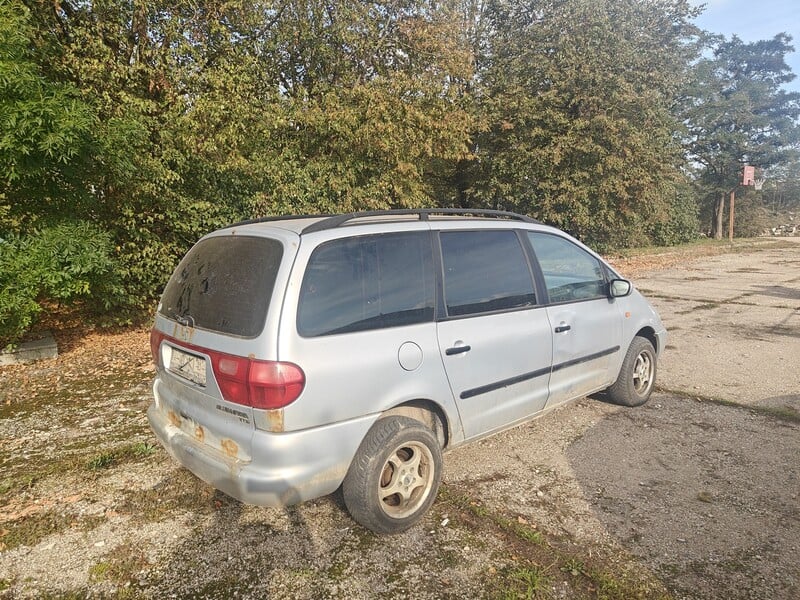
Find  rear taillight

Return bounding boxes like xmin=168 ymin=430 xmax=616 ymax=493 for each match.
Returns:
xmin=209 ymin=352 xmax=305 ymax=410
xmin=150 ymin=329 xmax=166 ymax=366
xmin=248 ymin=361 xmax=306 ymax=409
xmin=155 ymin=333 xmax=305 ymax=410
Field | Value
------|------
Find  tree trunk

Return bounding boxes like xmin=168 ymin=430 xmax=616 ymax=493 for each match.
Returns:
xmin=712 ymin=194 xmax=725 ymax=239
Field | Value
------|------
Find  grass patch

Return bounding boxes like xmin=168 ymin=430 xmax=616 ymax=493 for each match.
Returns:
xmin=79 ymin=514 xmax=109 ymax=531
xmin=441 ymin=488 xmax=545 ymax=546
xmin=501 ymin=563 xmax=553 ymax=599
xmin=609 ymin=238 xmax=726 ymax=259
xmin=131 ymin=441 xmax=158 ymax=457
xmin=117 ymin=469 xmax=217 ymax=523
xmin=750 ymin=403 xmax=800 ymax=423
xmin=499 ymin=515 xmax=545 ymax=545
xmin=0 ymin=511 xmax=74 ymax=551
xmin=561 ymin=558 xmax=585 ymax=577
xmin=0 ymin=453 xmax=88 ymax=500
xmin=512 ymin=524 xmax=544 ymax=545
xmin=89 ymin=543 xmax=149 ymax=585
xmin=32 ymin=591 xmax=98 ymax=600
xmin=0 ymin=473 xmax=36 ymax=497
xmin=656 ymin=387 xmax=741 ymax=408
xmin=86 ymin=442 xmax=160 ymax=472
xmin=1 ymin=439 xmax=158 ymax=504
xmin=608 ymin=237 xmax=795 ymax=262
xmin=88 ymin=561 xmax=112 ymax=581
xmin=675 ymin=302 xmax=720 ymax=315
xmin=190 ymin=575 xmax=258 ymax=599
xmin=0 ymin=511 xmax=110 ymax=553
xmin=87 ymin=452 xmax=116 ymax=470
xmin=586 ymin=564 xmax=672 ymax=600
xmin=439 ymin=484 xmax=670 ymax=599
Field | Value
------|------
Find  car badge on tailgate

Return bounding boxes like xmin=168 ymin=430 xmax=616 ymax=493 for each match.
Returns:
xmin=216 ymin=404 xmax=251 ymax=424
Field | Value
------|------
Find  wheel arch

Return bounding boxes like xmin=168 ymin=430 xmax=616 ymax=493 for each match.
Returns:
xmin=381 ymin=400 xmax=451 ymax=449
xmin=634 ymin=326 xmax=659 ymax=353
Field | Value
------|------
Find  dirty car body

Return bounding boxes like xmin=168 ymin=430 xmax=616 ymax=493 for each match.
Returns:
xmin=148 ymin=209 xmax=666 ymax=533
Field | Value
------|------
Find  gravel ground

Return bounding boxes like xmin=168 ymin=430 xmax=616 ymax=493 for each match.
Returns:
xmin=1 ymin=239 xmax=798 ymax=599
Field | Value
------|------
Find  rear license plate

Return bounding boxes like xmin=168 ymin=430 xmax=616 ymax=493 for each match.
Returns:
xmin=167 ymin=347 xmax=207 ymax=386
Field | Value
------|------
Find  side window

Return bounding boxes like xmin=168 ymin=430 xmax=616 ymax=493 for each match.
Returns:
xmin=440 ymin=230 xmax=536 ymax=317
xmin=297 ymin=232 xmax=434 ymax=337
xmin=528 ymin=232 xmax=606 ymax=303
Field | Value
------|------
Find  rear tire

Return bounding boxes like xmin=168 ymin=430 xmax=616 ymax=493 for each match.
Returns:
xmin=342 ymin=416 xmax=442 ymax=534
xmin=607 ymin=336 xmax=657 ymax=407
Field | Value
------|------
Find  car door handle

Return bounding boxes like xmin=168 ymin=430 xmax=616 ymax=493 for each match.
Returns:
xmin=445 ymin=345 xmax=471 ymax=356
xmin=554 ymin=324 xmax=571 ymax=333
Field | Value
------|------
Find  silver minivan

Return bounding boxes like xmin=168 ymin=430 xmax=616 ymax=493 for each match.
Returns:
xmin=148 ymin=209 xmax=666 ymax=534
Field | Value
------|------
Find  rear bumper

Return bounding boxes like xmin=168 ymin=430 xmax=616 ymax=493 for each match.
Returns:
xmin=147 ymin=402 xmax=376 ymax=507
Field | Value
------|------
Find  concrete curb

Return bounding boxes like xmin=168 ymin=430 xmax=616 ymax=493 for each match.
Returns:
xmin=0 ymin=331 xmax=58 ymax=366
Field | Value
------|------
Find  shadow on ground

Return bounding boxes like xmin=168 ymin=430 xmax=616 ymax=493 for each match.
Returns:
xmin=566 ymin=392 xmax=800 ymax=600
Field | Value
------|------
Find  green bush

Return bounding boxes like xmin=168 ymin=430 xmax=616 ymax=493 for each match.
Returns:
xmin=649 ymin=187 xmax=701 ymax=246
xmin=0 ymin=243 xmax=41 ymax=348
xmin=0 ymin=221 xmax=120 ymax=349
xmin=1 ymin=236 xmax=43 ymax=348
xmin=733 ymin=192 xmax=770 ymax=237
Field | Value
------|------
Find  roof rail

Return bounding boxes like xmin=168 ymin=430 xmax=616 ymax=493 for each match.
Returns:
xmin=301 ymin=208 xmax=540 ymax=234
xmin=224 ymin=213 xmax=334 ymax=229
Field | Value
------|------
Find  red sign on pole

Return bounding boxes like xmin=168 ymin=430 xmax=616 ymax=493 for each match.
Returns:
xmin=742 ymin=165 xmax=755 ymax=186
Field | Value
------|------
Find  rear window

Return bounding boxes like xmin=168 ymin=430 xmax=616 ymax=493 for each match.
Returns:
xmin=297 ymin=232 xmax=435 ymax=337
xmin=159 ymin=236 xmax=284 ymax=337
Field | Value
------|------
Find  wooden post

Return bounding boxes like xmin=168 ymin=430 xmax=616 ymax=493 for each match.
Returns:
xmin=729 ymin=190 xmax=735 ymax=241
xmin=714 ymin=194 xmax=725 ymax=239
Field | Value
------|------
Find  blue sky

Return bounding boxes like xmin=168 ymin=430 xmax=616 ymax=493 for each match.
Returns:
xmin=690 ymin=0 xmax=800 ymax=92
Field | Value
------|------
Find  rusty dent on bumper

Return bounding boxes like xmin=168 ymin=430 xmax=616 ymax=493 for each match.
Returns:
xmin=147 ymin=402 xmax=378 ymax=507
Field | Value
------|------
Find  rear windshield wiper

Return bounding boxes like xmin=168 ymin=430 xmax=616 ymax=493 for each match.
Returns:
xmin=175 ymin=314 xmax=195 ymax=327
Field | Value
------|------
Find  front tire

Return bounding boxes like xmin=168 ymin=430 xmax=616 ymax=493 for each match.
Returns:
xmin=342 ymin=416 xmax=442 ymax=534
xmin=607 ymin=336 xmax=657 ymax=407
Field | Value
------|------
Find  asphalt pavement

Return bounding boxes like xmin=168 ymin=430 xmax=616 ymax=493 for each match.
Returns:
xmin=635 ymin=239 xmax=800 ymax=406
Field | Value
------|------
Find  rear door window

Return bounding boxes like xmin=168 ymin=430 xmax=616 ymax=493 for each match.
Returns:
xmin=440 ymin=230 xmax=536 ymax=317
xmin=159 ymin=236 xmax=283 ymax=337
xmin=298 ymin=232 xmax=435 ymax=337
xmin=527 ymin=232 xmax=606 ymax=303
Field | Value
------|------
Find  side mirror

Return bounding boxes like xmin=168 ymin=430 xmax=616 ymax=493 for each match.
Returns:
xmin=609 ymin=279 xmax=632 ymax=298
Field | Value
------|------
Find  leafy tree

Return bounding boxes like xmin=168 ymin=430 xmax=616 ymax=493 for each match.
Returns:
xmin=647 ymin=182 xmax=700 ymax=246
xmin=180 ymin=0 xmax=475 ymax=215
xmin=0 ymin=1 xmax=122 ymax=346
xmin=763 ymin=160 xmax=800 ymax=213
xmin=0 ymin=0 xmax=94 ymax=231
xmin=454 ymin=0 xmax=701 ymax=249
xmin=730 ymin=188 xmax=770 ymax=237
xmin=5 ymin=0 xmax=474 ymax=328
xmin=10 ymin=0 xmax=800 ymax=347
xmin=682 ymin=34 xmax=800 ymax=238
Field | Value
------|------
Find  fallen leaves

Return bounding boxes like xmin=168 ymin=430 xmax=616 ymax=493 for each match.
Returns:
xmin=0 ymin=326 xmax=152 ymax=408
